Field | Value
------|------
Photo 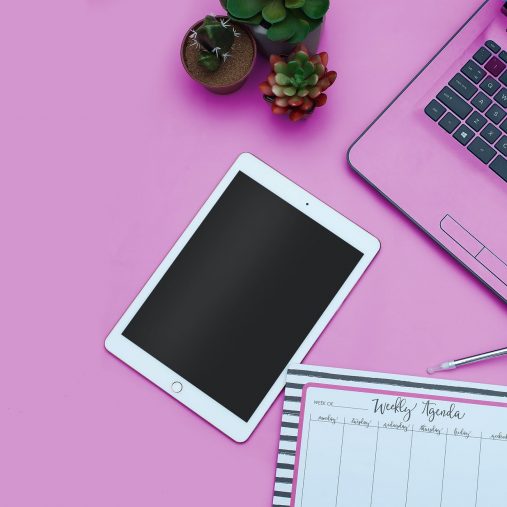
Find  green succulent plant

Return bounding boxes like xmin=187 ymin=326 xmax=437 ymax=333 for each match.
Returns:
xmin=189 ymin=15 xmax=240 ymax=72
xmin=259 ymin=44 xmax=336 ymax=121
xmin=219 ymin=0 xmax=329 ymax=43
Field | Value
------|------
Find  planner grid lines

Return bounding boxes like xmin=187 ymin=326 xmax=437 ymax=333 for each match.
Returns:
xmin=272 ymin=367 xmax=507 ymax=507
xmin=335 ymin=417 xmax=345 ymax=507
xmin=369 ymin=422 xmax=380 ymax=507
xmin=404 ymin=426 xmax=414 ymax=507
xmin=295 ymin=418 xmax=500 ymax=507
xmin=474 ymin=436 xmax=482 ymax=507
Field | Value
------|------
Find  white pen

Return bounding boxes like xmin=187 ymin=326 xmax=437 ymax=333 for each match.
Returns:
xmin=427 ymin=346 xmax=507 ymax=374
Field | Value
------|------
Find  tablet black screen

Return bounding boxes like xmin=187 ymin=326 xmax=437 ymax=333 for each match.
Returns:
xmin=123 ymin=172 xmax=363 ymax=422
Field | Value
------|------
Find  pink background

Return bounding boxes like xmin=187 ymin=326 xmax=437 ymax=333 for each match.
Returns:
xmin=1 ymin=1 xmax=506 ymax=505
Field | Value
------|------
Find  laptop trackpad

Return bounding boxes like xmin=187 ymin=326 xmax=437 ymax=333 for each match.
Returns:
xmin=476 ymin=248 xmax=507 ymax=284
xmin=440 ymin=215 xmax=507 ymax=285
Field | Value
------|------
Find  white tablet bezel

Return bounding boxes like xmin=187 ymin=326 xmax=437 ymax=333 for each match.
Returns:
xmin=105 ymin=153 xmax=380 ymax=442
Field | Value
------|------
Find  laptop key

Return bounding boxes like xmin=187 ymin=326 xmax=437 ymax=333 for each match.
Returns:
xmin=466 ymin=111 xmax=487 ymax=131
xmin=453 ymin=125 xmax=474 ymax=145
xmin=480 ymin=76 xmax=501 ymax=96
xmin=485 ymin=40 xmax=501 ymax=53
xmin=494 ymin=87 xmax=507 ymax=107
xmin=471 ymin=91 xmax=492 ymax=112
xmin=500 ymin=50 xmax=507 ymax=63
xmin=485 ymin=56 xmax=507 ymax=77
xmin=500 ymin=117 xmax=507 ymax=133
xmin=486 ymin=104 xmax=506 ymax=124
xmin=462 ymin=60 xmax=486 ymax=83
xmin=436 ymin=87 xmax=472 ymax=119
xmin=449 ymin=73 xmax=477 ymax=100
xmin=494 ymin=136 xmax=507 ymax=156
xmin=468 ymin=137 xmax=496 ymax=163
xmin=490 ymin=155 xmax=507 ymax=182
xmin=480 ymin=123 xmax=501 ymax=144
xmin=424 ymin=99 xmax=446 ymax=121
xmin=438 ymin=112 xmax=460 ymax=133
xmin=500 ymin=70 xmax=507 ymax=86
xmin=473 ymin=46 xmax=492 ymax=64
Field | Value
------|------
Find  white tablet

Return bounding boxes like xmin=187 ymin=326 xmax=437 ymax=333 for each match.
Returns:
xmin=105 ymin=153 xmax=380 ymax=442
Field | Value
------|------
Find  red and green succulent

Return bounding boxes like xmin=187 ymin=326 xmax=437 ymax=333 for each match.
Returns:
xmin=259 ymin=45 xmax=336 ymax=121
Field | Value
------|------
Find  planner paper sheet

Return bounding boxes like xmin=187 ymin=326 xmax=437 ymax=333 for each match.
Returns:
xmin=272 ymin=365 xmax=507 ymax=507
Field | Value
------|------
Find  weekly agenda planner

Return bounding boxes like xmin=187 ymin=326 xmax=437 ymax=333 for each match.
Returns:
xmin=272 ymin=365 xmax=507 ymax=507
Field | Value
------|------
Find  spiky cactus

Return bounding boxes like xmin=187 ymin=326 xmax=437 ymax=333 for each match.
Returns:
xmin=189 ymin=15 xmax=240 ymax=72
xmin=259 ymin=45 xmax=336 ymax=121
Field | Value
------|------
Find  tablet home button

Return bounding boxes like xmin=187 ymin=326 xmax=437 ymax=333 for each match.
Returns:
xmin=171 ymin=381 xmax=183 ymax=393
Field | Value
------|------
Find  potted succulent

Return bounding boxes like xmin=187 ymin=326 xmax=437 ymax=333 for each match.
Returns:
xmin=259 ymin=45 xmax=336 ymax=121
xmin=181 ymin=15 xmax=257 ymax=94
xmin=220 ymin=0 xmax=329 ymax=56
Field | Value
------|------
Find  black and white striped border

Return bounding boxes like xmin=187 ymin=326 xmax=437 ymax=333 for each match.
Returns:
xmin=272 ymin=365 xmax=507 ymax=507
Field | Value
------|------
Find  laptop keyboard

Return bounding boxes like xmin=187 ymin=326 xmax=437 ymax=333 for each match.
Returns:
xmin=425 ymin=39 xmax=507 ymax=183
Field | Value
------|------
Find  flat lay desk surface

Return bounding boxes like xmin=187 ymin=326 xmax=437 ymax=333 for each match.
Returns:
xmin=2 ymin=1 xmax=506 ymax=505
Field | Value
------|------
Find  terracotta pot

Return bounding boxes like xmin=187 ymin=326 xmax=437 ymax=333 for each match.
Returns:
xmin=180 ymin=17 xmax=257 ymax=94
xmin=250 ymin=22 xmax=323 ymax=58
